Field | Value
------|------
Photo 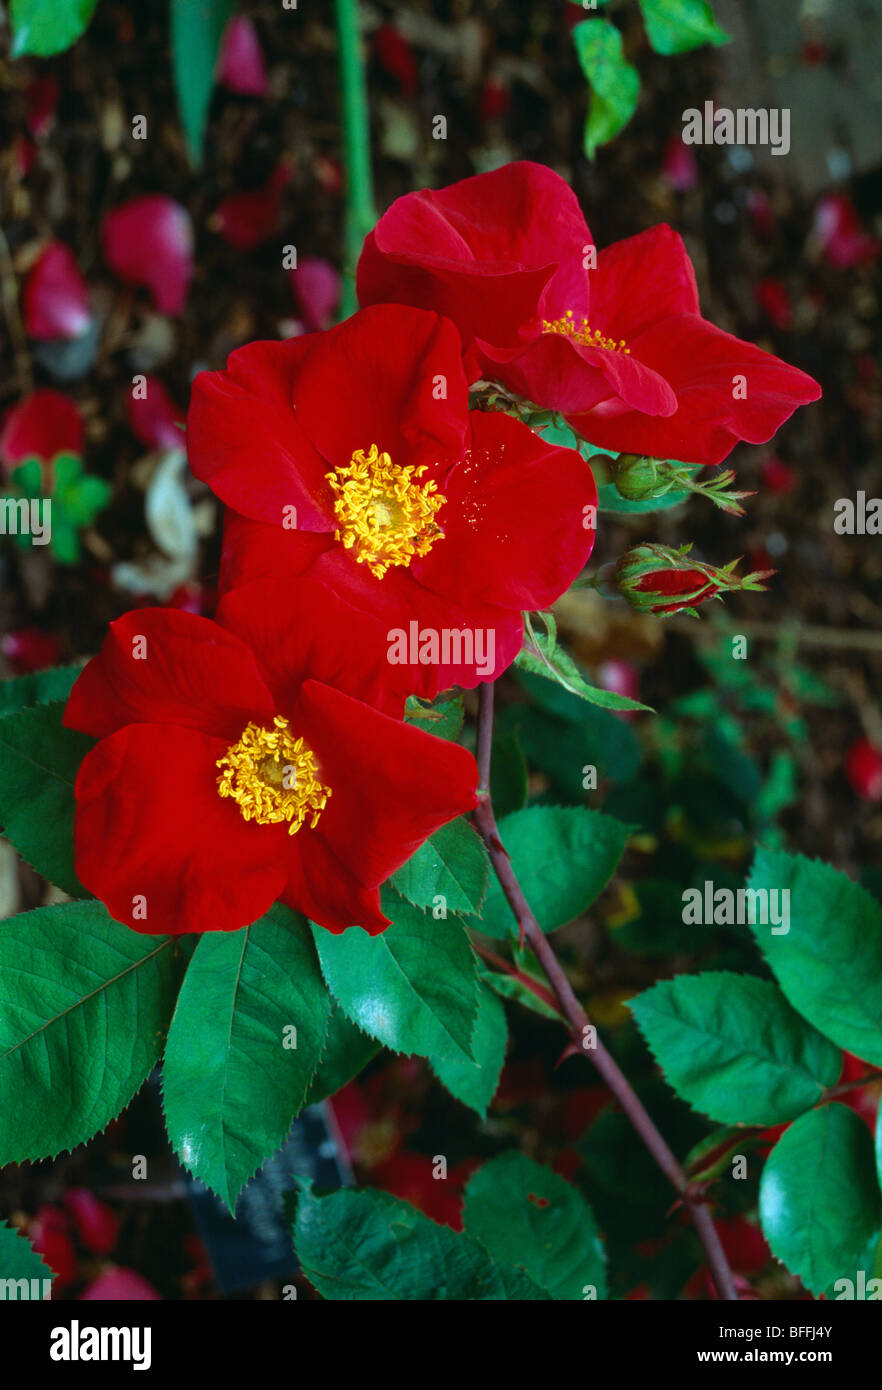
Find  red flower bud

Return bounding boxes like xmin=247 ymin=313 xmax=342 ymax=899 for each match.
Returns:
xmin=610 ymin=543 xmax=772 ymax=617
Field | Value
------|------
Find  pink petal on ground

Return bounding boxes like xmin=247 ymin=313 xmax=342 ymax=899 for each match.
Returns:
xmin=289 ymin=256 xmax=341 ymax=332
xmin=126 ymin=375 xmax=185 ymax=450
xmin=63 ymin=1189 xmax=120 ymax=1257
xmin=23 ymin=241 xmax=91 ymax=341
xmin=80 ymin=1267 xmax=162 ymax=1301
xmin=101 ymin=195 xmax=194 ymax=316
xmin=217 ymin=15 xmax=269 ymax=96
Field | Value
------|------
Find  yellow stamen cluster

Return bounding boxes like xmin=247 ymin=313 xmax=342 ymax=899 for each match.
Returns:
xmin=326 ymin=443 xmax=446 ymax=579
xmin=541 ymin=310 xmax=630 ymax=354
xmin=217 ymin=715 xmax=331 ymax=835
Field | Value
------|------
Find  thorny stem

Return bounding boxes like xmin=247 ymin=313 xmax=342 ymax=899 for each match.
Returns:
xmin=472 ymin=681 xmax=738 ymax=1302
xmin=334 ymin=0 xmax=377 ymax=318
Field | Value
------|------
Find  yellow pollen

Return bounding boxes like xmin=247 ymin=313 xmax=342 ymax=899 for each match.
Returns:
xmin=326 ymin=443 xmax=446 ymax=580
xmin=541 ymin=310 xmax=630 ymax=354
xmin=217 ymin=715 xmax=331 ymax=836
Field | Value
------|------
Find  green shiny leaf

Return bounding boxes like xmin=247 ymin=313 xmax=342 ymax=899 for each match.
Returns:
xmin=10 ymin=0 xmax=99 ymax=57
xmin=597 ymin=483 xmax=690 ymax=514
xmin=170 ymin=0 xmax=235 ymax=168
xmin=0 ymin=701 xmax=93 ymax=895
xmin=473 ymin=805 xmax=631 ymax=939
xmin=293 ymin=1184 xmax=550 ymax=1300
xmin=0 ymin=665 xmax=83 ymax=717
xmin=0 ymin=1220 xmax=53 ymax=1287
xmin=572 ymin=19 xmax=641 ymax=158
xmin=760 ymin=1105 xmax=881 ymax=1296
xmin=747 ymin=850 xmax=882 ymax=1065
xmin=428 ymin=982 xmax=507 ymax=1118
xmin=304 ymin=1001 xmax=379 ymax=1106
xmin=391 ymin=818 xmax=488 ymax=916
xmin=463 ymin=1151 xmax=606 ymax=1299
xmin=312 ymin=890 xmax=479 ymax=1062
xmin=516 ymin=628 xmax=652 ymax=712
xmin=638 ymin=0 xmax=729 ymax=54
xmin=162 ymin=905 xmax=331 ymax=1211
xmin=630 ymin=972 xmax=842 ymax=1125
xmin=0 ymin=902 xmax=182 ymax=1164
xmin=405 ymin=693 xmax=464 ymax=741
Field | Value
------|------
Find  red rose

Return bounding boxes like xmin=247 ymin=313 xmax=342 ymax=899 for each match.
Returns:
xmin=63 ymin=578 xmax=477 ymax=936
xmin=357 ymin=160 xmax=821 ymax=465
xmin=187 ymin=303 xmax=597 ymax=696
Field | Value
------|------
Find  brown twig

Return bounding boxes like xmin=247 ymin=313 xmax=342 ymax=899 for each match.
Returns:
xmin=472 ymin=681 xmax=738 ymax=1302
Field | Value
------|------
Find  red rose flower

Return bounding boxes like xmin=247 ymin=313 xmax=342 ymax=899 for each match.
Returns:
xmin=187 ymin=303 xmax=597 ymax=696
xmin=63 ymin=578 xmax=477 ymax=936
xmin=357 ymin=160 xmax=821 ymax=465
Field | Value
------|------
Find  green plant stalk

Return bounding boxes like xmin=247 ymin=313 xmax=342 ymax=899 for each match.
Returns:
xmin=335 ymin=0 xmax=377 ymax=318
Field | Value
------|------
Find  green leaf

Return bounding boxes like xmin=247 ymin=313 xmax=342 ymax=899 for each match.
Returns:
xmin=304 ymin=1001 xmax=379 ymax=1106
xmin=0 ymin=902 xmax=181 ymax=1164
xmin=0 ymin=1220 xmax=54 ymax=1287
xmin=630 ymin=973 xmax=842 ymax=1125
xmin=428 ymin=982 xmax=507 ymax=1117
xmin=463 ymin=1151 xmax=606 ymax=1299
xmin=597 ymin=483 xmax=690 ymax=514
xmin=312 ymin=890 xmax=480 ymax=1062
xmin=747 ymin=849 xmax=882 ymax=1066
xmin=638 ymin=0 xmax=729 ymax=55
xmin=170 ymin=0 xmax=235 ymax=168
xmin=162 ymin=905 xmax=332 ymax=1211
xmin=0 ymin=700 xmax=93 ymax=895
xmin=10 ymin=0 xmax=99 ymax=57
xmin=474 ymin=805 xmax=631 ymax=939
xmin=391 ymin=818 xmax=488 ymax=917
xmin=516 ymin=624 xmax=652 ymax=712
xmin=0 ymin=665 xmax=83 ymax=717
xmin=478 ymin=962 xmax=561 ymax=1023
xmin=293 ymin=1185 xmax=550 ymax=1300
xmin=405 ymin=693 xmax=464 ymax=741
xmin=490 ymin=732 xmax=527 ymax=817
xmin=572 ymin=19 xmax=641 ymax=159
xmin=759 ymin=1104 xmax=881 ymax=1296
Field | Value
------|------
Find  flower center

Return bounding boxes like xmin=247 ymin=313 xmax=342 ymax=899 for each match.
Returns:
xmin=541 ymin=310 xmax=630 ymax=354
xmin=217 ymin=715 xmax=331 ymax=835
xmin=326 ymin=443 xmax=446 ymax=580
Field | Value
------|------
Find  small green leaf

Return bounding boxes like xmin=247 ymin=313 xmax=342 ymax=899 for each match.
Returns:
xmin=474 ymin=805 xmax=631 ymax=939
xmin=10 ymin=0 xmax=99 ymax=57
xmin=170 ymin=0 xmax=235 ymax=168
xmin=304 ymin=1001 xmax=379 ymax=1106
xmin=759 ymin=1105 xmax=881 ymax=1295
xmin=463 ymin=1151 xmax=606 ymax=1299
xmin=0 ymin=665 xmax=83 ymax=717
xmin=630 ymin=973 xmax=842 ymax=1125
xmin=516 ymin=623 xmax=652 ymax=712
xmin=391 ymin=818 xmax=488 ymax=916
xmin=0 ymin=701 xmax=93 ymax=895
xmin=572 ymin=19 xmax=641 ymax=158
xmin=293 ymin=1185 xmax=550 ymax=1300
xmin=0 ymin=1220 xmax=54 ymax=1286
xmin=638 ymin=0 xmax=729 ymax=55
xmin=405 ymin=693 xmax=464 ymax=741
xmin=0 ymin=902 xmax=181 ymax=1164
xmin=428 ymin=982 xmax=507 ymax=1118
xmin=747 ymin=849 xmax=882 ymax=1066
xmin=162 ymin=905 xmax=332 ymax=1211
xmin=478 ymin=962 xmax=561 ymax=1022
xmin=312 ymin=890 xmax=480 ymax=1061
xmin=597 ymin=483 xmax=690 ymax=514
